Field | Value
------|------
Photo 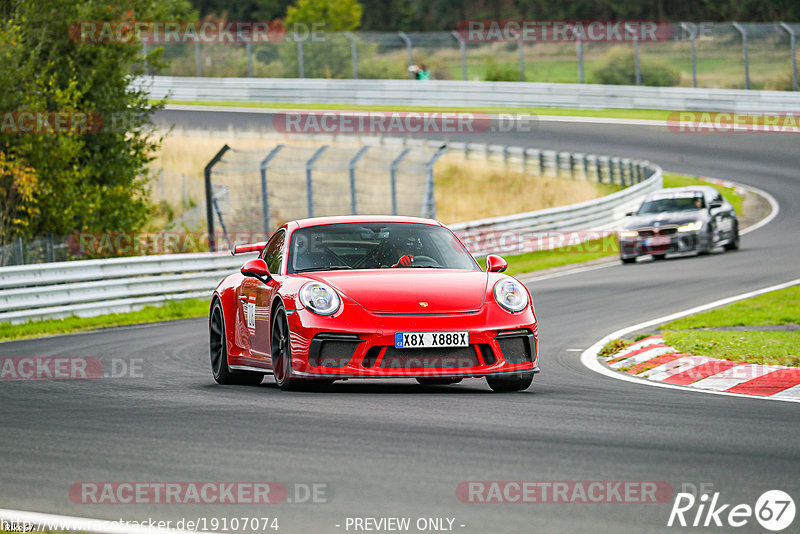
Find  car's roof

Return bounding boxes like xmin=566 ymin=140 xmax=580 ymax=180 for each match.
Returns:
xmin=645 ymin=186 xmax=719 ymax=199
xmin=292 ymin=215 xmax=444 ymax=229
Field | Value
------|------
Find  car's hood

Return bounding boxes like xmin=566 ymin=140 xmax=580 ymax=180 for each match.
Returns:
xmin=625 ymin=210 xmax=706 ymax=229
xmin=304 ymin=269 xmax=488 ymax=314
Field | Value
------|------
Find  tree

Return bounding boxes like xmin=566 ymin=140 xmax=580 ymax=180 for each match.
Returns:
xmin=0 ymin=152 xmax=38 ymax=251
xmin=0 ymin=0 xmax=194 ymax=239
xmin=285 ymin=0 xmax=363 ymax=33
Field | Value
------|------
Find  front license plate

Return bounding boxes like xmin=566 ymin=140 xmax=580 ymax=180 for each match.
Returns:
xmin=645 ymin=235 xmax=670 ymax=247
xmin=395 ymin=331 xmax=469 ymax=349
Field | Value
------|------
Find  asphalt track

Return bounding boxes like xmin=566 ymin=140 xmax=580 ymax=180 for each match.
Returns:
xmin=1 ymin=109 xmax=798 ymax=533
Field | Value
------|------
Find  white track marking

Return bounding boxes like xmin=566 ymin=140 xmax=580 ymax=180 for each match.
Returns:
xmin=0 ymin=508 xmax=213 ymax=534
xmin=580 ymin=278 xmax=800 ymax=403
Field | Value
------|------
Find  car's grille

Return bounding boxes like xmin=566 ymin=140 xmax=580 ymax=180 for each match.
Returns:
xmin=637 ymin=227 xmax=677 ymax=237
xmin=308 ymin=333 xmax=362 ymax=368
xmin=496 ymin=330 xmax=535 ymax=364
xmin=379 ymin=346 xmax=481 ymax=369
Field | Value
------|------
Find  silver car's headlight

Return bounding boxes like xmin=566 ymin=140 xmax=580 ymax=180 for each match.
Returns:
xmin=678 ymin=221 xmax=703 ymax=233
xmin=299 ymin=282 xmax=341 ymax=315
xmin=493 ymin=278 xmax=528 ymax=313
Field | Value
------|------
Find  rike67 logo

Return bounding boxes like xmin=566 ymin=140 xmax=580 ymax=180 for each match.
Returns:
xmin=668 ymin=488 xmax=795 ymax=531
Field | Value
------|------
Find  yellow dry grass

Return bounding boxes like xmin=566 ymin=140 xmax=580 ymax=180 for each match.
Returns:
xmin=150 ymin=132 xmax=613 ymax=226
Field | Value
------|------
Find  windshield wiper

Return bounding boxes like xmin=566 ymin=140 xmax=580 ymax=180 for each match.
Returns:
xmin=294 ymin=265 xmax=354 ymax=273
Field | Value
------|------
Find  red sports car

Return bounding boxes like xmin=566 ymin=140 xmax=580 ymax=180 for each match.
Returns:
xmin=209 ymin=216 xmax=539 ymax=392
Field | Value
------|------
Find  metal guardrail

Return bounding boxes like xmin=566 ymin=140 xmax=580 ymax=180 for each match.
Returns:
xmin=0 ymin=142 xmax=659 ymax=325
xmin=139 ymin=76 xmax=800 ymax=112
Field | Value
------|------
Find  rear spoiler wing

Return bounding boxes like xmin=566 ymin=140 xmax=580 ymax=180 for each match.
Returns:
xmin=231 ymin=242 xmax=266 ymax=255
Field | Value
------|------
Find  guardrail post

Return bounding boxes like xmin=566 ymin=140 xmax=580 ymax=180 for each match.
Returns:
xmin=517 ymin=38 xmax=525 ymax=81
xmin=260 ymin=145 xmax=284 ymax=233
xmin=348 ymin=146 xmax=370 ymax=214
xmin=195 ymin=42 xmax=203 ymax=76
xmin=305 ymin=146 xmax=328 ymax=218
xmin=204 ymin=144 xmax=230 ymax=252
xmin=569 ymin=153 xmax=576 ymax=179
xmin=732 ymin=23 xmax=750 ymax=90
xmin=390 ymin=148 xmax=412 ymax=215
xmin=681 ymin=23 xmax=698 ymax=88
xmin=780 ymin=22 xmax=798 ymax=91
xmin=399 ymin=32 xmax=413 ymax=78
xmin=345 ymin=32 xmax=359 ymax=79
xmin=583 ymin=154 xmax=590 ymax=180
xmin=538 ymin=151 xmax=545 ymax=175
xmin=554 ymin=152 xmax=561 ymax=178
xmin=423 ymin=145 xmax=448 ymax=218
xmin=451 ymin=31 xmax=467 ymax=80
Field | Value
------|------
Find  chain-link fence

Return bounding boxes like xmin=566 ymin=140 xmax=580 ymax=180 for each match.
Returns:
xmin=204 ymin=142 xmax=447 ymax=250
xmin=152 ymin=23 xmax=800 ymax=91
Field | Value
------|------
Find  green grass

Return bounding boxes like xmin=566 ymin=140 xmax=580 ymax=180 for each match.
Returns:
xmin=659 ymin=285 xmax=800 ymax=367
xmin=662 ymin=172 xmax=743 ymax=214
xmin=0 ymin=299 xmax=210 ymax=342
xmin=662 ymin=286 xmax=800 ymax=330
xmin=661 ymin=330 xmax=800 ymax=367
xmin=161 ymin=99 xmax=676 ymax=121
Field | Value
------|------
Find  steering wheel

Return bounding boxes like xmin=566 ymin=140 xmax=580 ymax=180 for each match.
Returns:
xmin=406 ymin=255 xmax=440 ymax=267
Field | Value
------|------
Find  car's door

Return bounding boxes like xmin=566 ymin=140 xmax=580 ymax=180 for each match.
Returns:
xmin=241 ymin=230 xmax=285 ymax=361
xmin=709 ymin=191 xmax=734 ymax=242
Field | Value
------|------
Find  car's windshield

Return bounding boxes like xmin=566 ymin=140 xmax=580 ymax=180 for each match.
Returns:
xmin=637 ymin=195 xmax=705 ymax=214
xmin=287 ymin=222 xmax=480 ymax=273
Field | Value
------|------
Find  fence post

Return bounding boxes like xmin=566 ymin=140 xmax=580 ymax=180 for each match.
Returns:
xmin=399 ymin=32 xmax=413 ymax=78
xmin=305 ymin=146 xmax=328 ymax=218
xmin=626 ymin=23 xmax=641 ymax=86
xmin=423 ymin=146 xmax=448 ymax=218
xmin=260 ymin=145 xmax=284 ymax=233
xmin=390 ymin=148 xmax=412 ymax=215
xmin=246 ymin=42 xmax=253 ymax=77
xmin=576 ymin=37 xmax=584 ymax=83
xmin=517 ymin=38 xmax=525 ymax=81
xmin=681 ymin=23 xmax=698 ymax=88
xmin=345 ymin=32 xmax=359 ymax=79
xmin=451 ymin=31 xmax=467 ymax=80
xmin=294 ymin=33 xmax=305 ymax=78
xmin=195 ymin=42 xmax=203 ymax=76
xmin=13 ymin=236 xmax=23 ymax=265
xmin=204 ymin=144 xmax=230 ymax=252
xmin=46 ymin=233 xmax=54 ymax=263
xmin=348 ymin=146 xmax=370 ymax=214
xmin=732 ymin=23 xmax=749 ymax=90
xmin=780 ymin=23 xmax=798 ymax=91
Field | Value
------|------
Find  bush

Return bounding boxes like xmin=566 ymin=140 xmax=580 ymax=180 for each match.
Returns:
xmin=592 ymin=46 xmax=680 ymax=87
xmin=483 ymin=61 xmax=523 ymax=82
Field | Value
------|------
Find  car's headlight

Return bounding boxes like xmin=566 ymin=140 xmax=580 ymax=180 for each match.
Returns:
xmin=619 ymin=230 xmax=639 ymax=238
xmin=493 ymin=278 xmax=528 ymax=313
xmin=677 ymin=221 xmax=703 ymax=233
xmin=299 ymin=282 xmax=341 ymax=315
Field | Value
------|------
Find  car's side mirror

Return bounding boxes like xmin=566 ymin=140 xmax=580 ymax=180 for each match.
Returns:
xmin=241 ymin=258 xmax=271 ymax=283
xmin=486 ymin=254 xmax=508 ymax=273
xmin=709 ymin=200 xmax=722 ymax=209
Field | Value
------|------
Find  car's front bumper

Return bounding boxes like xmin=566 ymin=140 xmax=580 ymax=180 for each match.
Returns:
xmin=285 ymin=302 xmax=538 ymax=378
xmin=619 ymin=231 xmax=702 ymax=259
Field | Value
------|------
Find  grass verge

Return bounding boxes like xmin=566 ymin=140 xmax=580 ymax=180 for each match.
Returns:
xmin=0 ymin=299 xmax=210 ymax=342
xmin=659 ymin=285 xmax=800 ymax=367
xmin=162 ymin=99 xmax=675 ymax=122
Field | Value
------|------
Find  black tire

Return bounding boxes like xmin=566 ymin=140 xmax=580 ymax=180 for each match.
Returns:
xmin=416 ymin=378 xmax=463 ymax=386
xmin=724 ymin=223 xmax=740 ymax=251
xmin=271 ymin=305 xmax=309 ymax=391
xmin=621 ymin=257 xmax=636 ymax=264
xmin=652 ymin=254 xmax=667 ymax=261
xmin=486 ymin=372 xmax=534 ymax=392
xmin=209 ymin=300 xmax=264 ymax=385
